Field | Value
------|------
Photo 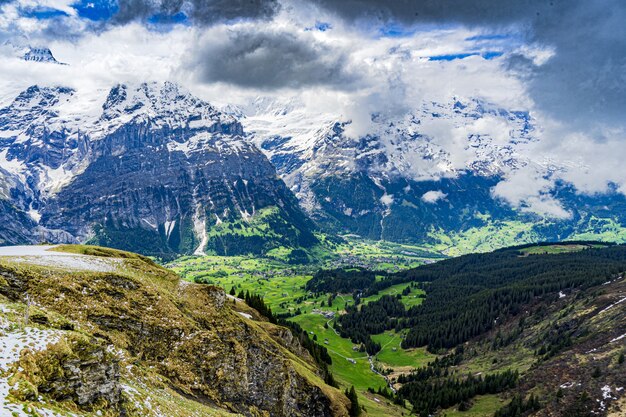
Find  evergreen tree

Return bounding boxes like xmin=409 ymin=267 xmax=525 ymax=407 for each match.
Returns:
xmin=346 ymin=386 xmax=361 ymax=417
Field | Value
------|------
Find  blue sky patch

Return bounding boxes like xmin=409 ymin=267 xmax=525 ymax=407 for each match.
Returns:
xmin=429 ymin=52 xmax=478 ymax=61
xmin=72 ymin=0 xmax=118 ymax=21
xmin=465 ymin=34 xmax=512 ymax=41
xmin=22 ymin=7 xmax=69 ymax=19
xmin=429 ymin=51 xmax=503 ymax=61
xmin=378 ymin=23 xmax=416 ymax=38
xmin=315 ymin=21 xmax=332 ymax=32
xmin=482 ymin=51 xmax=503 ymax=60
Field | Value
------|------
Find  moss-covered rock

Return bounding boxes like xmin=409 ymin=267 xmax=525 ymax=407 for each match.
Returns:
xmin=9 ymin=334 xmax=121 ymax=410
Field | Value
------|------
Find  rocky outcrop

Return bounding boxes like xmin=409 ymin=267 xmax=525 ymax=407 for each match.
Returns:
xmin=10 ymin=336 xmax=122 ymax=410
xmin=0 ymin=248 xmax=349 ymax=417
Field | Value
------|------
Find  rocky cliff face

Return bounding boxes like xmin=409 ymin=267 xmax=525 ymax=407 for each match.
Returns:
xmin=0 ymin=83 xmax=316 ymax=257
xmin=0 ymin=245 xmax=349 ymax=417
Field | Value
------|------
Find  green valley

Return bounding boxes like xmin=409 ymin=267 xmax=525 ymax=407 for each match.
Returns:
xmin=167 ymin=240 xmax=626 ymax=417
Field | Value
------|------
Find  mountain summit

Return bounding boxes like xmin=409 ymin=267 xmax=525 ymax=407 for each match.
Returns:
xmin=22 ymin=46 xmax=65 ymax=64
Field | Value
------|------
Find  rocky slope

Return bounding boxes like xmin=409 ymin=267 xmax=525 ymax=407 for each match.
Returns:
xmin=441 ymin=256 xmax=626 ymax=417
xmin=0 ymin=83 xmax=316 ymax=257
xmin=0 ymin=245 xmax=349 ymax=417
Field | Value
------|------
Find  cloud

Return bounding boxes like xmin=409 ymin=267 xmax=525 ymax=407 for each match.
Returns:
xmin=516 ymin=2 xmax=626 ymax=131
xmin=0 ymin=23 xmax=189 ymax=105
xmin=491 ymin=165 xmax=571 ymax=219
xmin=380 ymin=193 xmax=394 ymax=206
xmin=306 ymin=0 xmax=626 ymax=133
xmin=298 ymin=0 xmax=626 ymax=217
xmin=421 ymin=190 xmax=447 ymax=204
xmin=114 ymin=0 xmax=280 ymax=25
xmin=187 ymin=24 xmax=359 ymax=89
xmin=304 ymin=0 xmax=559 ymax=28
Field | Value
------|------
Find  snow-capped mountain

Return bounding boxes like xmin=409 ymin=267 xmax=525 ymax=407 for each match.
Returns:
xmin=2 ymin=74 xmax=625 ymax=255
xmin=0 ymin=82 xmax=315 ymax=256
xmin=239 ymin=96 xmax=626 ymax=243
xmin=3 ymin=41 xmax=66 ymax=65
xmin=237 ymin=97 xmax=530 ymax=239
xmin=22 ymin=46 xmax=65 ymax=64
xmin=245 ymin=97 xmax=535 ymax=185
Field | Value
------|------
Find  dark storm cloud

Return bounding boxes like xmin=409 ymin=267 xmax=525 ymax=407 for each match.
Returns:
xmin=114 ymin=0 xmax=280 ymax=25
xmin=519 ymin=2 xmax=626 ymax=131
xmin=192 ymin=27 xmax=358 ymax=89
xmin=309 ymin=0 xmax=554 ymax=25
xmin=309 ymin=0 xmax=626 ymax=131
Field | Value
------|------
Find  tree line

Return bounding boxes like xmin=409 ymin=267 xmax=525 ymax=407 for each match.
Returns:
xmin=332 ymin=244 xmax=626 ymax=352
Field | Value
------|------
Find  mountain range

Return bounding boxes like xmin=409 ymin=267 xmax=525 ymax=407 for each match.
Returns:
xmin=240 ymin=96 xmax=626 ymax=246
xmin=1 ymin=76 xmax=626 ymax=257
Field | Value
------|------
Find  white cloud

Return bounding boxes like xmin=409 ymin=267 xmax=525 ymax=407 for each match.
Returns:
xmin=491 ymin=164 xmax=571 ymax=219
xmin=421 ymin=190 xmax=447 ymax=204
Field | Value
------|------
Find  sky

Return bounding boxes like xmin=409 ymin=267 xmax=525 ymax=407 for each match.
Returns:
xmin=0 ymin=0 xmax=625 ymax=218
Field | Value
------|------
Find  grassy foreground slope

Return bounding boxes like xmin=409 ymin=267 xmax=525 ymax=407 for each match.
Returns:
xmin=0 ymin=245 xmax=349 ymax=417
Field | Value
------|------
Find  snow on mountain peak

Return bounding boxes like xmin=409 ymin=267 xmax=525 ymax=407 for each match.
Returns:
xmin=0 ymin=81 xmax=247 ymax=210
xmin=238 ymin=94 xmax=541 ymax=215
xmin=98 ymin=81 xmax=241 ymax=137
xmin=22 ymin=46 xmax=65 ymax=65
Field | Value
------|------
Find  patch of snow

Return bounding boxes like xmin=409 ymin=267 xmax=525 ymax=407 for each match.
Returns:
xmin=559 ymin=291 xmax=566 ymax=298
xmin=0 ymin=149 xmax=26 ymax=175
xmin=193 ymin=215 xmax=208 ymax=256
xmin=27 ymin=207 xmax=41 ymax=223
xmin=164 ymin=220 xmax=176 ymax=238
xmin=239 ymin=209 xmax=251 ymax=221
xmin=6 ymin=255 xmax=121 ymax=272
xmin=141 ymin=218 xmax=157 ymax=230
xmin=0 ymin=324 xmax=63 ymax=417
xmin=40 ymin=165 xmax=77 ymax=195
xmin=610 ymin=333 xmax=626 ymax=343
xmin=237 ymin=312 xmax=253 ymax=320
xmin=602 ymin=385 xmax=614 ymax=400
xmin=0 ymin=245 xmax=121 ymax=272
xmin=0 ymin=245 xmax=62 ymax=256
xmin=167 ymin=139 xmax=192 ymax=156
